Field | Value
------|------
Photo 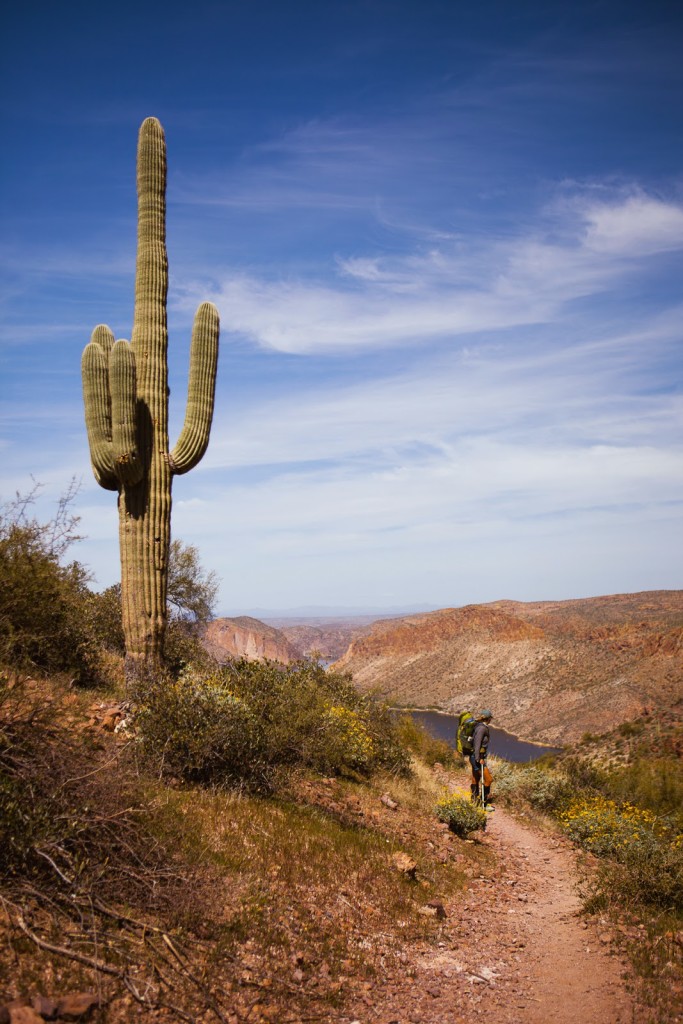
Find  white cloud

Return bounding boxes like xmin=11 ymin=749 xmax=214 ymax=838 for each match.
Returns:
xmin=177 ymin=191 xmax=683 ymax=355
xmin=582 ymin=194 xmax=683 ymax=256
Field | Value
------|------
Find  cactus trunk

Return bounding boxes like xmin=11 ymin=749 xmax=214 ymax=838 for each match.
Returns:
xmin=81 ymin=118 xmax=219 ymax=680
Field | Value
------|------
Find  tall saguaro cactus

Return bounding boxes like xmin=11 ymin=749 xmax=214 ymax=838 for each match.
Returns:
xmin=81 ymin=117 xmax=219 ymax=677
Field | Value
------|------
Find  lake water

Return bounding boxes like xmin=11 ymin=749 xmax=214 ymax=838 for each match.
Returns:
xmin=405 ymin=709 xmax=562 ymax=763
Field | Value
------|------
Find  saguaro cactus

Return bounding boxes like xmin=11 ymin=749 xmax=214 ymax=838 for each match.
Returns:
xmin=81 ymin=117 xmax=219 ymax=677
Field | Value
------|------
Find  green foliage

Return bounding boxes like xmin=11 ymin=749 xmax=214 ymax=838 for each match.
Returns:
xmin=482 ymin=755 xmax=519 ymax=804
xmin=604 ymin=758 xmax=683 ymax=826
xmin=561 ymin=797 xmax=683 ymax=911
xmin=0 ymin=482 xmax=110 ymax=683
xmin=86 ymin=583 xmax=126 ymax=655
xmin=434 ymin=792 xmax=487 ymax=837
xmin=515 ymin=764 xmax=574 ymax=813
xmin=135 ymin=659 xmax=410 ymax=791
xmin=393 ymin=714 xmax=457 ymax=769
xmin=167 ymin=538 xmax=219 ymax=623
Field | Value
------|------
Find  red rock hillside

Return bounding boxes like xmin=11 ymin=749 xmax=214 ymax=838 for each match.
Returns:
xmin=203 ymin=617 xmax=302 ymax=664
xmin=332 ymin=592 xmax=683 ymax=745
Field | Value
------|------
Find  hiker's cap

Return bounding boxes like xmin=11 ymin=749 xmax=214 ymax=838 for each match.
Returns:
xmin=479 ymin=709 xmax=493 ymax=720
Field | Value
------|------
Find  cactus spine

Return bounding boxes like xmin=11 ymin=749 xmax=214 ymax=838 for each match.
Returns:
xmin=81 ymin=118 xmax=219 ymax=677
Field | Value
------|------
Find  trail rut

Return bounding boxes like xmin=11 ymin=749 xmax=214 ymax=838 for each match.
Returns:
xmin=349 ymin=805 xmax=636 ymax=1024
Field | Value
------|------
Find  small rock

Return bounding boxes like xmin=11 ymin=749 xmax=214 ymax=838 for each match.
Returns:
xmin=55 ymin=992 xmax=100 ymax=1020
xmin=426 ymin=900 xmax=447 ymax=919
xmin=31 ymin=996 xmax=59 ymax=1019
xmin=9 ymin=1009 xmax=44 ymax=1024
xmin=392 ymin=852 xmax=418 ymax=880
xmin=100 ymin=709 xmax=121 ymax=731
xmin=381 ymin=793 xmax=399 ymax=810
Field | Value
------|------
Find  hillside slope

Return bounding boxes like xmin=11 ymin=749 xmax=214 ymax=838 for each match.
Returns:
xmin=268 ymin=615 xmax=381 ymax=661
xmin=203 ymin=615 xmax=302 ymax=664
xmin=333 ymin=591 xmax=683 ymax=744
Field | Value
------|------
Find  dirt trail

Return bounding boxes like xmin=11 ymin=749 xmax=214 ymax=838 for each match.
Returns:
xmin=353 ymin=805 xmax=635 ymax=1024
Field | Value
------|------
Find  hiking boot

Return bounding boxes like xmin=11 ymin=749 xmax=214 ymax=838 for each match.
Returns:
xmin=485 ymin=804 xmax=495 ymax=812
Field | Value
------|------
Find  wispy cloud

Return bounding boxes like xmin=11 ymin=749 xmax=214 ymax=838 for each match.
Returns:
xmin=176 ymin=191 xmax=683 ymax=354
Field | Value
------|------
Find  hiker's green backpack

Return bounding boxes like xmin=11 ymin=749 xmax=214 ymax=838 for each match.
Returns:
xmin=456 ymin=711 xmax=476 ymax=756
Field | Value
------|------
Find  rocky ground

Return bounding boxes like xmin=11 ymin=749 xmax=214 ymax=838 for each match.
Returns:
xmin=3 ymin=704 xmax=675 ymax=1024
xmin=340 ymin=776 xmax=639 ymax=1024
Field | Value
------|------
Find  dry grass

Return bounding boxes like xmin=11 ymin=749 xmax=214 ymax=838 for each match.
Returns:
xmin=1 ymin=673 xmax=475 ymax=1022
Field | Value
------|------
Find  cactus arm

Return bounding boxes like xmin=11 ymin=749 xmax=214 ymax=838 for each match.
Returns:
xmin=110 ymin=339 xmax=143 ymax=487
xmin=91 ymin=323 xmax=115 ymax=357
xmin=81 ymin=327 xmax=118 ymax=491
xmin=168 ymin=302 xmax=220 ymax=475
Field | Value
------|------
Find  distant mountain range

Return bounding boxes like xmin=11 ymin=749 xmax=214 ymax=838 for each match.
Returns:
xmin=218 ymin=604 xmax=440 ymax=620
xmin=205 ymin=591 xmax=683 ymax=745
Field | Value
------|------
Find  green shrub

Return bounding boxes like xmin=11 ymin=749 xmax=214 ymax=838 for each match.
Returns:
xmin=135 ymin=659 xmax=410 ymax=791
xmin=560 ymin=797 xmax=683 ymax=911
xmin=518 ymin=764 xmax=574 ymax=813
xmin=0 ymin=508 xmax=102 ymax=683
xmin=0 ymin=482 xmax=126 ymax=686
xmin=393 ymin=714 xmax=457 ymax=769
xmin=484 ymin=756 xmax=520 ymax=804
xmin=434 ymin=792 xmax=487 ymax=836
xmin=604 ymin=758 xmax=683 ymax=826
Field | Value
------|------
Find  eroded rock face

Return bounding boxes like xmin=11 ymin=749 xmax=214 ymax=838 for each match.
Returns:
xmin=332 ymin=592 xmax=683 ymax=744
xmin=203 ymin=617 xmax=303 ymax=665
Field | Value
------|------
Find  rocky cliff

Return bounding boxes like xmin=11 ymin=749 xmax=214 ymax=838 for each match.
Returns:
xmin=268 ymin=616 xmax=380 ymax=662
xmin=203 ymin=617 xmax=302 ymax=664
xmin=333 ymin=592 xmax=683 ymax=744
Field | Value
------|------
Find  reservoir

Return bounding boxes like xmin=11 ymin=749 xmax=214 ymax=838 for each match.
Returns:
xmin=406 ymin=709 xmax=562 ymax=763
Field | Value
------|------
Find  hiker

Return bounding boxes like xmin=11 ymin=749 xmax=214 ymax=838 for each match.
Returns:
xmin=469 ymin=710 xmax=494 ymax=809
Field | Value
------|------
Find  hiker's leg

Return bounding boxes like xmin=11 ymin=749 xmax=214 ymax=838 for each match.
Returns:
xmin=469 ymin=754 xmax=481 ymax=801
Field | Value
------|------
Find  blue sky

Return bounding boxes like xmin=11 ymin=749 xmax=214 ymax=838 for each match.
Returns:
xmin=1 ymin=0 xmax=682 ymax=614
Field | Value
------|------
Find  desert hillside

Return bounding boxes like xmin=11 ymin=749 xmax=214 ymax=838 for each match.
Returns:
xmin=266 ymin=615 xmax=382 ymax=661
xmin=203 ymin=616 xmax=302 ymax=664
xmin=333 ymin=591 xmax=683 ymax=744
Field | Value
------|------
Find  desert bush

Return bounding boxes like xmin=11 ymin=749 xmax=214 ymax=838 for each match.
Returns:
xmin=136 ymin=659 xmax=410 ymax=791
xmin=604 ymin=758 xmax=683 ymax=826
xmin=561 ymin=753 xmax=608 ymax=791
xmin=393 ymin=714 xmax=457 ymax=769
xmin=0 ymin=483 xmax=110 ymax=683
xmin=434 ymin=792 xmax=487 ymax=836
xmin=0 ymin=675 xmax=190 ymax=905
xmin=560 ymin=796 xmax=683 ymax=911
xmin=517 ymin=764 xmax=574 ymax=813
xmin=484 ymin=755 xmax=520 ymax=804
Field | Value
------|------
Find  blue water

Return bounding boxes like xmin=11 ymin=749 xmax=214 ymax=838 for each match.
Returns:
xmin=406 ymin=709 xmax=562 ymax=763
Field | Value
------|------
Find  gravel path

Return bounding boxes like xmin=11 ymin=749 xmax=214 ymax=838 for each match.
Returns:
xmin=351 ymin=804 xmax=635 ymax=1024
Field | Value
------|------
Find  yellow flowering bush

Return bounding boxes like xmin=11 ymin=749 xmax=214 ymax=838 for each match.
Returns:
xmin=324 ymin=705 xmax=375 ymax=771
xmin=559 ymin=797 xmax=668 ymax=858
xmin=560 ymin=796 xmax=683 ymax=910
xmin=435 ymin=792 xmax=487 ymax=837
xmin=136 ymin=658 xmax=410 ymax=790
